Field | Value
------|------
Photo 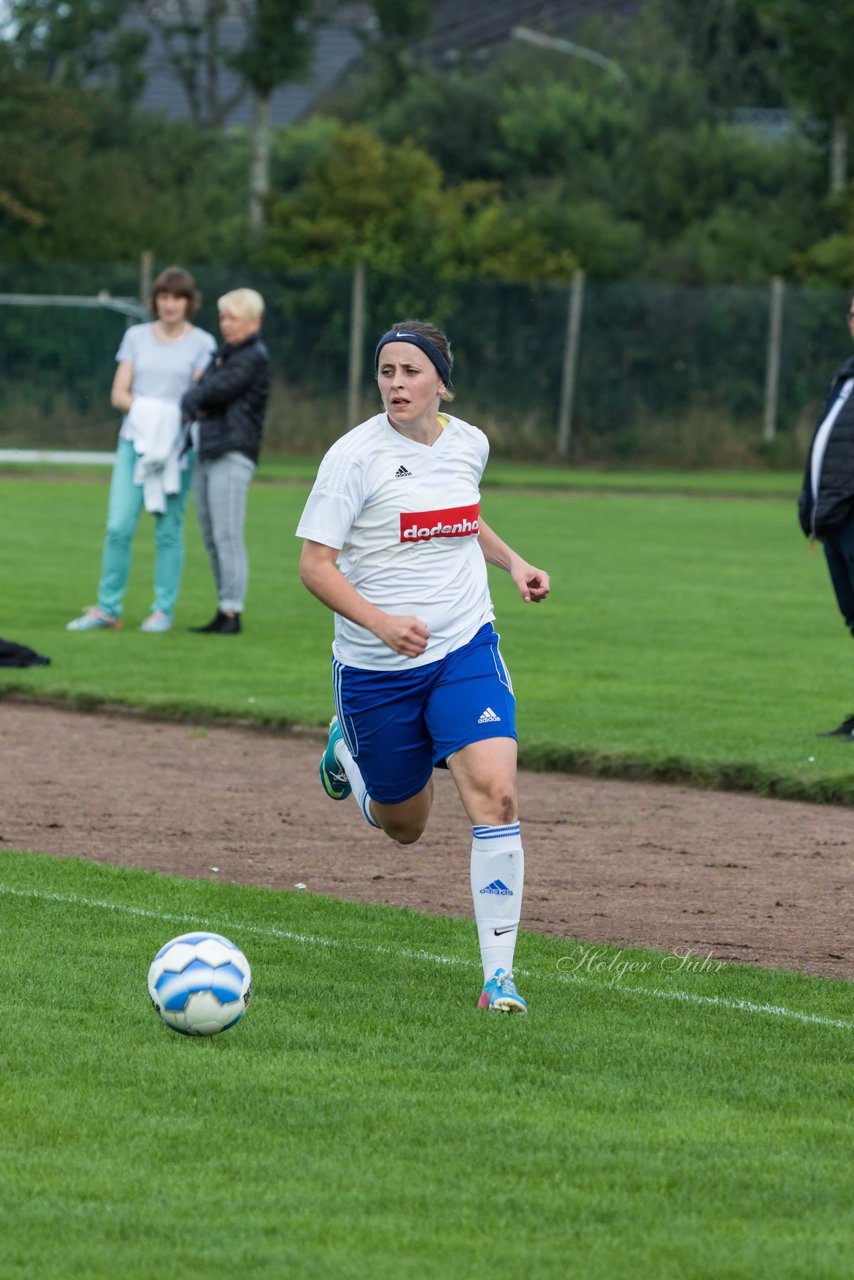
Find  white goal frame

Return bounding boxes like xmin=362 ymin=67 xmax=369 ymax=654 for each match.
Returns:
xmin=0 ymin=291 xmax=149 ymax=464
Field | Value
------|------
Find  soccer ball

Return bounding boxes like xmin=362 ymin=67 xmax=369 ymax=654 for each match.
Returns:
xmin=148 ymin=932 xmax=252 ymax=1036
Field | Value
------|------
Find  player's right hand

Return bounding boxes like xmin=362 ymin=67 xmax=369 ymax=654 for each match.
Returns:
xmin=377 ymin=615 xmax=430 ymax=658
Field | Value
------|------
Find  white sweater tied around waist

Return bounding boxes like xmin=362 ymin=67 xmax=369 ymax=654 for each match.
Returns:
xmin=124 ymin=396 xmax=186 ymax=514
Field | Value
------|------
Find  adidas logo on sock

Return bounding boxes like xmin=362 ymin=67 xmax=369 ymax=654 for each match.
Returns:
xmin=477 ymin=706 xmax=501 ymax=723
xmin=394 ymin=465 xmax=412 ymax=478
xmin=479 ymin=879 xmax=512 ymax=896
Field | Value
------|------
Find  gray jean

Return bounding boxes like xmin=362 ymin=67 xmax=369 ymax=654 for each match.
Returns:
xmin=192 ymin=450 xmax=256 ymax=613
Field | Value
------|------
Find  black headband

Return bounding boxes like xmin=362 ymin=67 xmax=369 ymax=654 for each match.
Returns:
xmin=374 ymin=329 xmax=452 ymax=387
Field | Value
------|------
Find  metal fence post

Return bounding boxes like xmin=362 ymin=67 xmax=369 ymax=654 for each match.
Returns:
xmin=557 ymin=269 xmax=585 ymax=456
xmin=347 ymin=262 xmax=366 ymax=429
xmin=139 ymin=250 xmax=153 ymax=313
xmin=763 ymin=276 xmax=784 ymax=443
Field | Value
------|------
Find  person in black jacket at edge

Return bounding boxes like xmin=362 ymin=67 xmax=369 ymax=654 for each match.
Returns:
xmin=182 ymin=288 xmax=270 ymax=635
xmin=798 ymin=286 xmax=854 ymax=737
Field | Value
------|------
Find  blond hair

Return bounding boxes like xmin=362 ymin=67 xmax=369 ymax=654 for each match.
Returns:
xmin=218 ymin=288 xmax=265 ymax=321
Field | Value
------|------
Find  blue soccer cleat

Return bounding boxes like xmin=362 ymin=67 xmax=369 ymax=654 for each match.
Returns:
xmin=478 ymin=968 xmax=527 ymax=1014
xmin=319 ymin=716 xmax=351 ymax=801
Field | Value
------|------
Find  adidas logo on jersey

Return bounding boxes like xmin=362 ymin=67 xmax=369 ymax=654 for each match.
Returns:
xmin=394 ymin=465 xmax=412 ymax=478
xmin=479 ymin=879 xmax=512 ymax=896
xmin=477 ymin=707 xmax=501 ymax=723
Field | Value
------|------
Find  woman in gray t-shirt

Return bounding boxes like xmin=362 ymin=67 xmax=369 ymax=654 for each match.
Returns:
xmin=66 ymin=266 xmax=216 ymax=633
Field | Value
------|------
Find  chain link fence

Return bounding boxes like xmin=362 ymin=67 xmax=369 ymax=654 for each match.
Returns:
xmin=0 ymin=260 xmax=847 ymax=465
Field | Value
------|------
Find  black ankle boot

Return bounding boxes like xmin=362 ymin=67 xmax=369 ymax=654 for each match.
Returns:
xmin=217 ymin=613 xmax=242 ymax=635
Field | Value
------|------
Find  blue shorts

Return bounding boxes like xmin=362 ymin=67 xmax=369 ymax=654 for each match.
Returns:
xmin=332 ymin=623 xmax=517 ymax=805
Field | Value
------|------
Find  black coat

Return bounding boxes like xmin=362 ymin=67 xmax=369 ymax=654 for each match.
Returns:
xmin=182 ymin=332 xmax=270 ymax=464
xmin=0 ymin=636 xmax=49 ymax=667
xmin=798 ymin=354 xmax=854 ymax=537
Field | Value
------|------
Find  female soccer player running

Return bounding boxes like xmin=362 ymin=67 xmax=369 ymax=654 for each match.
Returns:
xmin=296 ymin=321 xmax=550 ymax=1013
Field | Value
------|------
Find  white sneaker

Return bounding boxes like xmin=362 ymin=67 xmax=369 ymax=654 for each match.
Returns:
xmin=66 ymin=607 xmax=120 ymax=632
xmin=140 ymin=611 xmax=172 ymax=633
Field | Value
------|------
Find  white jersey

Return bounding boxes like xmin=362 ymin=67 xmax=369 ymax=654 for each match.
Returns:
xmin=296 ymin=412 xmax=495 ymax=670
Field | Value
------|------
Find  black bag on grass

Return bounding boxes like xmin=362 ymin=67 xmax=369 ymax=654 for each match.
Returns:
xmin=0 ymin=637 xmax=51 ymax=667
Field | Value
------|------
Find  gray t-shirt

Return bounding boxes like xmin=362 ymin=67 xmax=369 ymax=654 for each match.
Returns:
xmin=116 ymin=322 xmax=217 ymax=439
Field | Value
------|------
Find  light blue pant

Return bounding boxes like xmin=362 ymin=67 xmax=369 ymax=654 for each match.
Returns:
xmin=97 ymin=437 xmax=193 ymax=619
xmin=192 ymin=451 xmax=256 ymax=613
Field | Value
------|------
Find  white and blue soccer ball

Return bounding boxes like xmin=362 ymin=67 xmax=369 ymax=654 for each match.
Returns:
xmin=147 ymin=932 xmax=252 ymax=1036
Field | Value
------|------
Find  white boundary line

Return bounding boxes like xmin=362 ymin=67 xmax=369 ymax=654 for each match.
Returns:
xmin=0 ymin=449 xmax=114 ymax=465
xmin=2 ymin=882 xmax=851 ymax=1031
xmin=553 ymin=970 xmax=853 ymax=1029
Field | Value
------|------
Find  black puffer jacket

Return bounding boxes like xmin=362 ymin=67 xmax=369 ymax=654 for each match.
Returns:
xmin=181 ymin=333 xmax=270 ymax=464
xmin=798 ymin=354 xmax=854 ymax=536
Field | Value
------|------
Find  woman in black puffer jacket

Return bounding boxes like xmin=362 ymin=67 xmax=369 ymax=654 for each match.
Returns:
xmin=798 ymin=293 xmax=854 ymax=736
xmin=182 ymin=288 xmax=270 ymax=635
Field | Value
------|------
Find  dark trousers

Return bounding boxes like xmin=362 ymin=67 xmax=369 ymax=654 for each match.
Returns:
xmin=823 ymin=511 xmax=854 ymax=636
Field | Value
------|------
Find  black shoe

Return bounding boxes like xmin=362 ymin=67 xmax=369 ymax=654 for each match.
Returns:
xmin=189 ymin=612 xmax=227 ymax=633
xmin=217 ymin=613 xmax=242 ymax=635
xmin=817 ymin=712 xmax=854 ymax=738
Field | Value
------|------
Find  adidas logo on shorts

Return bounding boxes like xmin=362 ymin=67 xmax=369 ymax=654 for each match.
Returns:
xmin=477 ymin=707 xmax=501 ymax=723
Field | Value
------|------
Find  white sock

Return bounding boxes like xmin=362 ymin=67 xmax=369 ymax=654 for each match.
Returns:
xmin=334 ymin=734 xmax=380 ymax=828
xmin=470 ymin=823 xmax=524 ymax=980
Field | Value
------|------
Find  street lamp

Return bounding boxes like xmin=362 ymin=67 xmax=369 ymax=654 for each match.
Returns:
xmin=511 ymin=25 xmax=628 ymax=82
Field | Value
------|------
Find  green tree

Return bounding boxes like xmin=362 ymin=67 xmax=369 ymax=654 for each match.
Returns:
xmin=230 ymin=0 xmax=315 ymax=237
xmin=759 ymin=0 xmax=854 ymax=190
xmin=7 ymin=0 xmax=147 ymax=98
xmin=142 ymin=0 xmax=243 ymax=127
xmin=659 ymin=0 xmax=782 ymax=107
xmin=793 ymin=182 xmax=854 ymax=283
xmin=264 ymin=120 xmax=576 ymax=281
xmin=319 ymin=7 xmax=825 ymax=283
xmin=0 ymin=0 xmax=836 ymax=285
xmin=359 ymin=0 xmax=433 ymax=104
xmin=142 ymin=0 xmax=319 ymax=237
xmin=0 ymin=47 xmax=243 ymax=262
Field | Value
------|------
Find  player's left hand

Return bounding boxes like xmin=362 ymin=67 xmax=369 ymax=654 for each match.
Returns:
xmin=512 ymin=563 xmax=550 ymax=604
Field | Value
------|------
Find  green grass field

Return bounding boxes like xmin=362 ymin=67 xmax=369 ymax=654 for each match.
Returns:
xmin=0 ymin=467 xmax=852 ymax=799
xmin=1 ymin=465 xmax=851 ymax=1278
xmin=1 ymin=850 xmax=851 ymax=1280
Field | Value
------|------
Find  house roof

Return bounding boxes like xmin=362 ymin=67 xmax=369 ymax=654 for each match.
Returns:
xmin=128 ymin=0 xmax=645 ymax=128
xmin=128 ymin=13 xmax=362 ymax=127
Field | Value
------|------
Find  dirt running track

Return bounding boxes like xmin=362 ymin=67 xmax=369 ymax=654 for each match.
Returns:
xmin=1 ymin=702 xmax=851 ymax=980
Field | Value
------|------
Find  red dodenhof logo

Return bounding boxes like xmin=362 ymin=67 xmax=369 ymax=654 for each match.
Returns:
xmin=400 ymin=503 xmax=480 ymax=542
